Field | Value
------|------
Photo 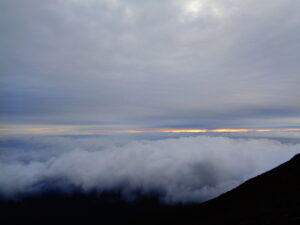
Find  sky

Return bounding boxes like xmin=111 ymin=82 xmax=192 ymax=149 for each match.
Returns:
xmin=1 ymin=0 xmax=300 ymax=132
xmin=1 ymin=0 xmax=300 ymax=204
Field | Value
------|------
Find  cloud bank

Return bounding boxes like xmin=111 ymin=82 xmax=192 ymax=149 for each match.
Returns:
xmin=1 ymin=135 xmax=299 ymax=203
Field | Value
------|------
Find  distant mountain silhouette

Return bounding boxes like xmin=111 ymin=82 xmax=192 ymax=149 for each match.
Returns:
xmin=1 ymin=154 xmax=299 ymax=225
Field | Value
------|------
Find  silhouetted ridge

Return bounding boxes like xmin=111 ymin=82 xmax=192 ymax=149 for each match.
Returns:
xmin=291 ymin=153 xmax=300 ymax=161
xmin=177 ymin=153 xmax=300 ymax=225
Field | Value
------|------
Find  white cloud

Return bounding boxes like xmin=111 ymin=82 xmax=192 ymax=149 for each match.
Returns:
xmin=0 ymin=135 xmax=299 ymax=203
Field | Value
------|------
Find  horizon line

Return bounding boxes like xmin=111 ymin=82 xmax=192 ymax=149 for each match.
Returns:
xmin=1 ymin=125 xmax=300 ymax=136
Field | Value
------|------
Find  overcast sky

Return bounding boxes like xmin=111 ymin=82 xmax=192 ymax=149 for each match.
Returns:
xmin=1 ymin=0 xmax=300 ymax=129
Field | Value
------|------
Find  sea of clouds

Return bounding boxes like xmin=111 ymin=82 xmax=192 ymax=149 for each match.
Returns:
xmin=0 ymin=135 xmax=299 ymax=203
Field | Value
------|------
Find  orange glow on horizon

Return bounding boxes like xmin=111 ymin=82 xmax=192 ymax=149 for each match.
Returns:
xmin=1 ymin=126 xmax=300 ymax=136
xmin=210 ymin=129 xmax=251 ymax=133
xmin=255 ymin=129 xmax=272 ymax=132
xmin=109 ymin=128 xmax=300 ymax=134
xmin=158 ymin=129 xmax=208 ymax=133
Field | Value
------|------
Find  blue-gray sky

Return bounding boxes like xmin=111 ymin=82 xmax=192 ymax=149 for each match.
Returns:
xmin=1 ymin=0 xmax=300 ymax=129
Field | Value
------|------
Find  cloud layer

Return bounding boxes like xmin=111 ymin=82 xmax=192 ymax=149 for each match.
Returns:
xmin=1 ymin=135 xmax=299 ymax=203
xmin=1 ymin=0 xmax=300 ymax=128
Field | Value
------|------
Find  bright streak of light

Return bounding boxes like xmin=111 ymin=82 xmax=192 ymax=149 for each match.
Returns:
xmin=157 ymin=129 xmax=208 ymax=133
xmin=210 ymin=129 xmax=251 ymax=133
xmin=255 ymin=129 xmax=273 ymax=132
xmin=111 ymin=128 xmax=300 ymax=134
xmin=1 ymin=126 xmax=300 ymax=136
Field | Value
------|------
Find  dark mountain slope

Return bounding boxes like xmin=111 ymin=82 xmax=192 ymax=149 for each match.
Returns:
xmin=176 ymin=153 xmax=300 ymax=225
xmin=0 ymin=154 xmax=299 ymax=225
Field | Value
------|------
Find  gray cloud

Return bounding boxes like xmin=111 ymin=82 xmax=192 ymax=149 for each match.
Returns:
xmin=0 ymin=0 xmax=300 ymax=128
xmin=0 ymin=135 xmax=299 ymax=203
